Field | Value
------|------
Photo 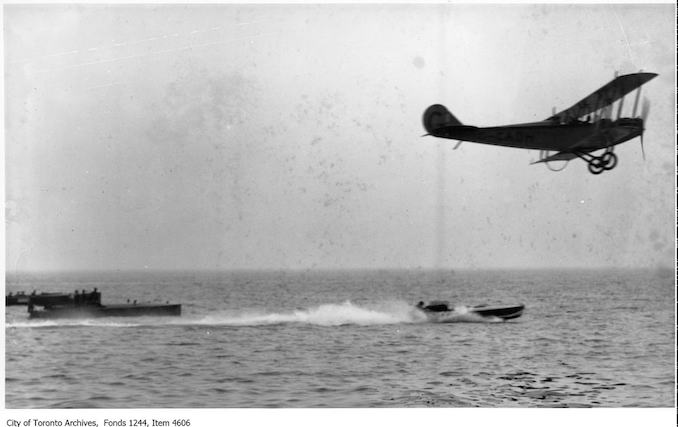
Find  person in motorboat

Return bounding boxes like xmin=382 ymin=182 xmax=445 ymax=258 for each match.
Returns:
xmin=416 ymin=300 xmax=452 ymax=312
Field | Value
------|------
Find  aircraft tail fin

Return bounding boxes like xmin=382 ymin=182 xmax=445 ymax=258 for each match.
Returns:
xmin=423 ymin=104 xmax=463 ymax=134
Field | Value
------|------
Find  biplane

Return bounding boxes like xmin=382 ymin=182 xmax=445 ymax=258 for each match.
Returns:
xmin=422 ymin=72 xmax=658 ymax=174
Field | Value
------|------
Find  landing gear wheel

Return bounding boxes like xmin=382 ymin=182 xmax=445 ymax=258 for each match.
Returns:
xmin=588 ymin=159 xmax=605 ymax=175
xmin=601 ymin=152 xmax=618 ymax=170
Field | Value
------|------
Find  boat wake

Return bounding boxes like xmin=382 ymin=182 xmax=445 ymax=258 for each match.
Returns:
xmin=4 ymin=301 xmax=421 ymax=328
xmin=189 ymin=300 xmax=424 ymax=327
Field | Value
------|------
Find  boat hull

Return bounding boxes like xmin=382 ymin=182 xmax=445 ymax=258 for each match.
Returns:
xmin=471 ymin=304 xmax=525 ymax=320
xmin=29 ymin=304 xmax=182 ymax=319
xmin=420 ymin=304 xmax=524 ymax=322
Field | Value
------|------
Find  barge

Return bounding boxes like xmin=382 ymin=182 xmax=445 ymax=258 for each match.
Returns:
xmin=7 ymin=291 xmax=72 ymax=306
xmin=27 ymin=289 xmax=181 ymax=319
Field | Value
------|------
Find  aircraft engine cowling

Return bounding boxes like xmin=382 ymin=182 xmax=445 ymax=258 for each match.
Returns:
xmin=423 ymin=104 xmax=463 ymax=134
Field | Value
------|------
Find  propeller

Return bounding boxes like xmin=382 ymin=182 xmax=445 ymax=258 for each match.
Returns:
xmin=639 ymin=98 xmax=650 ymax=160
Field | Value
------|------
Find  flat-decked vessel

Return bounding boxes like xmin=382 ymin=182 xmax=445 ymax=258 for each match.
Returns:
xmin=29 ymin=303 xmax=182 ymax=319
xmin=27 ymin=290 xmax=181 ymax=319
xmin=6 ymin=292 xmax=30 ymax=306
xmin=7 ymin=291 xmax=73 ymax=306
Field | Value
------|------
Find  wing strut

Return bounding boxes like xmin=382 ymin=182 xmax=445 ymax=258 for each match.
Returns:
xmin=632 ymin=84 xmax=642 ymax=117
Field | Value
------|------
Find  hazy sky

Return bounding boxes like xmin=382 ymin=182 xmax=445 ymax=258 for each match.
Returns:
xmin=4 ymin=4 xmax=675 ymax=271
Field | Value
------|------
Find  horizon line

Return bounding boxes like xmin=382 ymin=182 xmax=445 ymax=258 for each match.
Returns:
xmin=4 ymin=265 xmax=673 ymax=275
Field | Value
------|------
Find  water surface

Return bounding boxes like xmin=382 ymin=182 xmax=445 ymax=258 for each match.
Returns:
xmin=5 ymin=269 xmax=674 ymax=407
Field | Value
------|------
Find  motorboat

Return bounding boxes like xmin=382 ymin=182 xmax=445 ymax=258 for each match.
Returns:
xmin=416 ymin=300 xmax=524 ymax=322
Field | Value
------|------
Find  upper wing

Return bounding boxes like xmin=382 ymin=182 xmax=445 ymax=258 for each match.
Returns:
xmin=546 ymin=72 xmax=658 ymax=123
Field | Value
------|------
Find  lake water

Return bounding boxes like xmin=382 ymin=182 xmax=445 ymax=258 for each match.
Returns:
xmin=4 ymin=269 xmax=675 ymax=408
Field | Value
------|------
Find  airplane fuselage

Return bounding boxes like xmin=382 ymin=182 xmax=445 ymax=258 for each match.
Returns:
xmin=433 ymin=119 xmax=643 ymax=153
